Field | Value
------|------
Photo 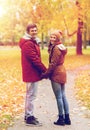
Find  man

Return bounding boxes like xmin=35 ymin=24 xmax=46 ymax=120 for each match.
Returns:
xmin=19 ymin=24 xmax=46 ymax=126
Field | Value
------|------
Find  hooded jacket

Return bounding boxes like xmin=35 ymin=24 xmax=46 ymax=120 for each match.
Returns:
xmin=44 ymin=42 xmax=67 ymax=84
xmin=19 ymin=33 xmax=46 ymax=82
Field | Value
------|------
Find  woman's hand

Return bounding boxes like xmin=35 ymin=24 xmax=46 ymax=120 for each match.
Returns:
xmin=41 ymin=72 xmax=49 ymax=79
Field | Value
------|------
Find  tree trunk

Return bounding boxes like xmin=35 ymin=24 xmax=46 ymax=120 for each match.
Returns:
xmin=76 ymin=1 xmax=83 ymax=55
xmin=76 ymin=32 xmax=82 ymax=54
xmin=83 ymin=30 xmax=87 ymax=49
xmin=41 ymin=32 xmax=44 ymax=50
xmin=11 ymin=35 xmax=15 ymax=47
xmin=76 ymin=21 xmax=83 ymax=55
xmin=83 ymin=16 xmax=87 ymax=49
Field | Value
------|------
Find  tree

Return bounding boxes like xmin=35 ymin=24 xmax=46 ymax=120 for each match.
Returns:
xmin=30 ymin=0 xmax=53 ymax=49
xmin=0 ymin=0 xmax=90 ymax=52
xmin=76 ymin=1 xmax=83 ymax=55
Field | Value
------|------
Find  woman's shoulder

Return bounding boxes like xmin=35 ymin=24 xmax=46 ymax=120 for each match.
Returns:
xmin=56 ymin=44 xmax=67 ymax=55
xmin=53 ymin=45 xmax=61 ymax=54
xmin=57 ymin=44 xmax=66 ymax=50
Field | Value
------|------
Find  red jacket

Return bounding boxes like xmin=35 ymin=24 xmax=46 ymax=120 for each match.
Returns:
xmin=19 ymin=37 xmax=46 ymax=82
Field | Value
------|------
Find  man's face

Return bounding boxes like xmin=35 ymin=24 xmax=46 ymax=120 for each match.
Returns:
xmin=29 ymin=27 xmax=37 ymax=38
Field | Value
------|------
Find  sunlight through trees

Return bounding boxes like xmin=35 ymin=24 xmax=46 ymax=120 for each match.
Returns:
xmin=0 ymin=0 xmax=90 ymax=54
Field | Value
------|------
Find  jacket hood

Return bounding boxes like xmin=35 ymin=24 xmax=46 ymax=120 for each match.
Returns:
xmin=19 ymin=38 xmax=28 ymax=48
xmin=23 ymin=32 xmax=32 ymax=39
xmin=19 ymin=32 xmax=41 ymax=48
xmin=57 ymin=44 xmax=66 ymax=50
xmin=57 ymin=44 xmax=67 ymax=56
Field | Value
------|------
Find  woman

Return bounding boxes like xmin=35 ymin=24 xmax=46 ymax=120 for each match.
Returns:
xmin=42 ymin=31 xmax=71 ymax=126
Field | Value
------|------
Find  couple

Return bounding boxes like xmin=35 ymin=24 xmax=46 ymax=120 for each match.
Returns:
xmin=19 ymin=23 xmax=71 ymax=126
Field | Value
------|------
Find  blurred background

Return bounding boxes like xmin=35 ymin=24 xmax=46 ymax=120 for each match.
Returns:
xmin=0 ymin=0 xmax=90 ymax=54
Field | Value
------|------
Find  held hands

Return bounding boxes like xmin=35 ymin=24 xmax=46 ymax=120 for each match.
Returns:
xmin=41 ymin=72 xmax=49 ymax=79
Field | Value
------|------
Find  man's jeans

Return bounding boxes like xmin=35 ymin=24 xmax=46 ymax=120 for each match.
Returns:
xmin=51 ymin=81 xmax=69 ymax=116
xmin=25 ymin=82 xmax=38 ymax=117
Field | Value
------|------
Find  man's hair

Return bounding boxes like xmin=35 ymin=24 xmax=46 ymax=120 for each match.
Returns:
xmin=26 ymin=24 xmax=37 ymax=33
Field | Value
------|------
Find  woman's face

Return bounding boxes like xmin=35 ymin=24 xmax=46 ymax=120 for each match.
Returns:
xmin=50 ymin=34 xmax=57 ymax=44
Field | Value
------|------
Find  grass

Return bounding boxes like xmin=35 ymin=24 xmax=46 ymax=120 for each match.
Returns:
xmin=41 ymin=46 xmax=90 ymax=70
xmin=0 ymin=46 xmax=90 ymax=129
xmin=0 ymin=46 xmax=25 ymax=130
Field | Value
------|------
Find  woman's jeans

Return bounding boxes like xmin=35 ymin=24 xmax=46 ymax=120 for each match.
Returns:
xmin=51 ymin=81 xmax=69 ymax=116
xmin=25 ymin=82 xmax=38 ymax=118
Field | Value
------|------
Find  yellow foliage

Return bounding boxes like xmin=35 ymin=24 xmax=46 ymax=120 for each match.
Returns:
xmin=75 ymin=70 xmax=90 ymax=109
xmin=0 ymin=47 xmax=25 ymax=129
xmin=0 ymin=46 xmax=90 ymax=129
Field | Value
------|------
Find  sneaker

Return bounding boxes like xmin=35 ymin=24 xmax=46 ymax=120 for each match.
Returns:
xmin=24 ymin=116 xmax=38 ymax=121
xmin=26 ymin=116 xmax=42 ymax=126
xmin=24 ymin=116 xmax=26 ymax=121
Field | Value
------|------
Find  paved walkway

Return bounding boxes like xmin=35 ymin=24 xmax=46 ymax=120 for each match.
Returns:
xmin=8 ymin=70 xmax=90 ymax=130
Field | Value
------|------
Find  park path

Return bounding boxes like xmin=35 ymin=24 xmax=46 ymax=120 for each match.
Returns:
xmin=8 ymin=68 xmax=90 ymax=130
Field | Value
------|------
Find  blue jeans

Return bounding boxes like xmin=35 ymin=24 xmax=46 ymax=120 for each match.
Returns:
xmin=25 ymin=82 xmax=38 ymax=117
xmin=51 ymin=81 xmax=69 ymax=116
